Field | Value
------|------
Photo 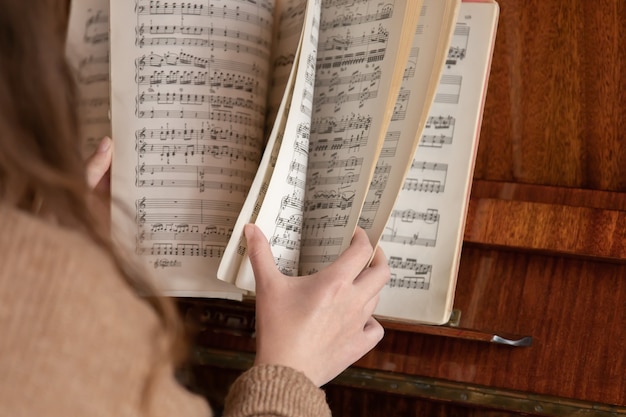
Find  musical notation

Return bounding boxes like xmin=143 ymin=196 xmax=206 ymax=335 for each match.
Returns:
xmin=83 ymin=9 xmax=108 ymax=44
xmin=387 ymin=255 xmax=432 ymax=290
xmin=136 ymin=139 xmax=262 ymax=165
xmin=426 ymin=115 xmax=455 ymax=129
xmin=136 ymin=166 xmax=253 ymax=194
xmin=388 ymin=274 xmax=430 ymax=290
xmin=315 ymin=66 xmax=382 ymax=91
xmin=135 ymin=69 xmax=264 ymax=97
xmin=137 ymin=209 xmax=236 ymax=226
xmin=391 ymin=89 xmax=411 ymax=121
xmin=141 ymin=242 xmax=225 ymax=258
xmin=107 ymin=0 xmax=275 ymax=273
xmin=300 ymin=53 xmax=317 ymax=116
xmin=419 ymin=114 xmax=456 ymax=148
xmin=390 ymin=208 xmax=439 ymax=223
xmin=446 ymin=23 xmax=470 ymax=67
xmin=311 ymin=113 xmax=373 ymax=134
xmin=137 ymin=92 xmax=264 ymax=114
xmin=135 ymin=24 xmax=270 ymax=60
xmin=135 ymin=197 xmax=241 ymax=258
xmin=136 ymin=52 xmax=265 ymax=79
xmin=321 ymin=24 xmax=389 ymax=52
xmin=373 ymin=9 xmax=492 ymax=309
xmin=434 ymin=74 xmax=463 ymax=104
xmin=318 ymin=4 xmax=393 ymax=32
xmin=380 ymin=230 xmax=437 ymax=247
xmin=135 ymin=124 xmax=260 ymax=147
xmin=136 ymin=109 xmax=264 ymax=127
xmin=266 ymin=0 xmax=306 ymax=122
xmin=66 ymin=3 xmax=112 ymax=157
xmin=277 ymin=1 xmax=306 ymax=40
xmin=304 ymin=190 xmax=355 ymax=212
xmin=136 ymin=1 xmax=272 ymax=29
xmin=293 ymin=0 xmax=398 ymax=275
xmin=402 ymin=46 xmax=419 ymax=81
xmin=76 ymin=52 xmax=109 ymax=84
xmin=315 ymin=48 xmax=387 ymax=71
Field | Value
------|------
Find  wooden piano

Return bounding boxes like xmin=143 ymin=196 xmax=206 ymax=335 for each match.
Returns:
xmin=178 ymin=1 xmax=626 ymax=415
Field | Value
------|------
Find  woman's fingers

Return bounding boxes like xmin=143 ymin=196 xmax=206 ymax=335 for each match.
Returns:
xmin=85 ymin=137 xmax=112 ymax=190
xmin=361 ymin=316 xmax=385 ymax=351
xmin=354 ymin=246 xmax=390 ymax=299
xmin=244 ymin=224 xmax=281 ymax=290
xmin=323 ymin=227 xmax=374 ymax=283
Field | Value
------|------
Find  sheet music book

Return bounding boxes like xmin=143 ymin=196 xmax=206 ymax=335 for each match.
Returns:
xmin=66 ymin=0 xmax=499 ymax=324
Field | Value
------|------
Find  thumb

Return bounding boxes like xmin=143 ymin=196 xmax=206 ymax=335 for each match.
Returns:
xmin=244 ymin=224 xmax=278 ymax=287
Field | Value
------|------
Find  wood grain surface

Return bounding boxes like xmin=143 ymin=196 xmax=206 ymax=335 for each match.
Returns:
xmin=182 ymin=0 xmax=626 ymax=414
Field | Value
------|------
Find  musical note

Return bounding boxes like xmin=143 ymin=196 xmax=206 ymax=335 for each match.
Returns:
xmin=445 ymin=23 xmax=470 ymax=68
xmin=108 ymin=0 xmax=275 ymax=275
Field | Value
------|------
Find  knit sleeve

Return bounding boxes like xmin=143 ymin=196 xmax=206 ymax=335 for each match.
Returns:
xmin=222 ymin=365 xmax=331 ymax=417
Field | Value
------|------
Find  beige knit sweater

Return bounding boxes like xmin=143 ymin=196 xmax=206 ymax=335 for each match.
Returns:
xmin=0 ymin=205 xmax=330 ymax=417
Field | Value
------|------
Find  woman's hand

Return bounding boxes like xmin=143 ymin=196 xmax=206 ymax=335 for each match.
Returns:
xmin=245 ymin=224 xmax=390 ymax=387
xmin=85 ymin=137 xmax=113 ymax=224
xmin=85 ymin=136 xmax=112 ymax=195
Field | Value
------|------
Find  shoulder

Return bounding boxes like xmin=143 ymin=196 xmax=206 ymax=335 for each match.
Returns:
xmin=0 ymin=205 xmax=210 ymax=416
xmin=0 ymin=205 xmax=125 ymax=309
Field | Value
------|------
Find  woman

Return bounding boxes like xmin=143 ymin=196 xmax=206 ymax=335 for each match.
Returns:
xmin=0 ymin=1 xmax=390 ymax=416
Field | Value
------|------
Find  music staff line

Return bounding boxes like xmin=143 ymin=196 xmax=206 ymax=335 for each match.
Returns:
xmin=139 ymin=242 xmax=225 ymax=258
xmin=318 ymin=4 xmax=393 ymax=32
xmin=135 ymin=125 xmax=261 ymax=148
xmin=136 ymin=37 xmax=269 ymax=61
xmin=139 ymin=228 xmax=230 ymax=245
xmin=380 ymin=230 xmax=437 ymax=247
xmin=137 ymin=92 xmax=264 ymax=115
xmin=445 ymin=23 xmax=471 ymax=67
xmin=136 ymin=52 xmax=266 ymax=79
xmin=83 ymin=10 xmax=109 ymax=44
xmin=321 ymin=24 xmax=389 ymax=52
xmin=139 ymin=70 xmax=265 ymax=98
xmin=381 ymin=211 xmax=440 ymax=247
xmin=136 ymin=141 xmax=262 ymax=165
xmin=387 ymin=274 xmax=431 ymax=290
xmin=391 ymin=89 xmax=411 ymax=121
xmin=137 ymin=211 xmax=237 ymax=226
xmin=417 ymin=115 xmax=457 ymax=149
xmin=276 ymin=2 xmax=306 ymax=40
xmin=136 ymin=108 xmax=264 ymax=125
xmin=315 ymin=66 xmax=382 ymax=91
xmin=434 ymin=74 xmax=463 ymax=104
xmin=135 ymin=197 xmax=241 ymax=211
xmin=136 ymin=163 xmax=255 ymax=180
xmin=311 ymin=113 xmax=372 ymax=134
xmin=315 ymin=48 xmax=387 ymax=71
xmin=136 ymin=23 xmax=270 ymax=55
xmin=387 ymin=256 xmax=432 ymax=290
xmin=136 ymin=1 xmax=272 ymax=30
xmin=137 ymin=178 xmax=250 ymax=193
xmin=310 ymin=127 xmax=372 ymax=155
xmin=404 ymin=160 xmax=448 ymax=193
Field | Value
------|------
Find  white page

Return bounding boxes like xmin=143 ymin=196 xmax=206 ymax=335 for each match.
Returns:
xmin=376 ymin=1 xmax=500 ymax=324
xmin=65 ymin=0 xmax=111 ymax=158
xmin=109 ymin=0 xmax=279 ymax=298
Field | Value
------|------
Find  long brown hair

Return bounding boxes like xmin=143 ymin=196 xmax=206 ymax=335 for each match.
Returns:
xmin=0 ymin=0 xmax=187 ymax=405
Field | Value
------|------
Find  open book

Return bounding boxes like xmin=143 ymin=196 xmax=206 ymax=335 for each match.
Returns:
xmin=66 ymin=0 xmax=499 ymax=325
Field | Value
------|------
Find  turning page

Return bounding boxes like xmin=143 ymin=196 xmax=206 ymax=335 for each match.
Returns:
xmin=65 ymin=0 xmax=111 ymax=158
xmin=222 ymin=0 xmax=422 ymax=290
xmin=375 ymin=1 xmax=500 ymax=324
